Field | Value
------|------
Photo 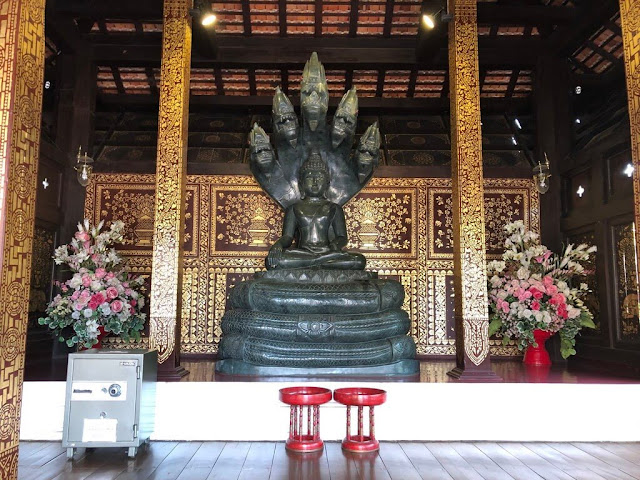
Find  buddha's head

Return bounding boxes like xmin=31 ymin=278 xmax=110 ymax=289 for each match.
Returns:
xmin=299 ymin=151 xmax=330 ymax=198
xmin=331 ymin=87 xmax=358 ymax=148
xmin=272 ymin=87 xmax=298 ymax=147
xmin=301 ymin=53 xmax=328 ymax=132
xmin=249 ymin=123 xmax=275 ymax=172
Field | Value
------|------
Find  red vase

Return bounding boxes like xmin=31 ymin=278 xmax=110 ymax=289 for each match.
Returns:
xmin=79 ymin=326 xmax=107 ymax=351
xmin=523 ymin=329 xmax=552 ymax=366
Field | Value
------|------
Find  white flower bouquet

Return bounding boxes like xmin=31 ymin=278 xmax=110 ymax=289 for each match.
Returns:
xmin=487 ymin=221 xmax=597 ymax=358
xmin=39 ymin=220 xmax=146 ymax=348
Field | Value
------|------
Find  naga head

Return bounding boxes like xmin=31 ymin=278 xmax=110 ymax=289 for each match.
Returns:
xmin=272 ymin=87 xmax=298 ymax=147
xmin=355 ymin=122 xmax=381 ymax=183
xmin=331 ymin=87 xmax=358 ymax=149
xmin=300 ymin=52 xmax=328 ymax=132
xmin=249 ymin=123 xmax=275 ymax=172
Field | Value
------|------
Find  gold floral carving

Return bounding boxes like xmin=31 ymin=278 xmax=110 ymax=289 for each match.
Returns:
xmin=86 ymin=174 xmax=532 ymax=357
xmin=0 ymin=0 xmax=45 ymax=477
xmin=615 ymin=223 xmax=640 ymax=340
xmin=620 ymin=0 xmax=640 ymax=317
xmin=149 ymin=0 xmax=192 ymax=363
xmin=448 ymin=0 xmax=491 ymax=366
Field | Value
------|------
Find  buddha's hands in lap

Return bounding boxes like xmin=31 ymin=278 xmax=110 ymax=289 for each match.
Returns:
xmin=267 ymin=244 xmax=284 ymax=269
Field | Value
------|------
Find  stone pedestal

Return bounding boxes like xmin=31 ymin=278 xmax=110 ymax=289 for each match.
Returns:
xmin=215 ymin=269 xmax=419 ymax=376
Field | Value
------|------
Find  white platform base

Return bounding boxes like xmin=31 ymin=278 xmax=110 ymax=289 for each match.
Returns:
xmin=20 ymin=381 xmax=640 ymax=442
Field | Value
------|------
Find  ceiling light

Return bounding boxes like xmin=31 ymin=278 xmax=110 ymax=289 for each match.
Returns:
xmin=575 ymin=118 xmax=581 ymax=124
xmin=75 ymin=146 xmax=94 ymax=187
xmin=575 ymin=85 xmax=582 ymax=95
xmin=44 ymin=80 xmax=51 ymax=89
xmin=42 ymin=178 xmax=49 ymax=189
xmin=422 ymin=14 xmax=435 ymax=29
xmin=514 ymin=118 xmax=522 ymax=130
xmin=201 ymin=12 xmax=216 ymax=26
xmin=576 ymin=185 xmax=585 ymax=197
xmin=511 ymin=136 xmax=517 ymax=145
xmin=624 ymin=163 xmax=634 ymax=178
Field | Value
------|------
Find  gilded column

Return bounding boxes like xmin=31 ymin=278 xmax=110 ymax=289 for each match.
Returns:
xmin=0 ymin=0 xmax=45 ymax=478
xmin=619 ymin=0 xmax=640 ymax=298
xmin=447 ymin=0 xmax=499 ymax=380
xmin=149 ymin=0 xmax=191 ymax=379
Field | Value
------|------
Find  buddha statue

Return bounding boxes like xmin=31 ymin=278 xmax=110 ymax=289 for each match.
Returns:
xmin=266 ymin=152 xmax=366 ymax=270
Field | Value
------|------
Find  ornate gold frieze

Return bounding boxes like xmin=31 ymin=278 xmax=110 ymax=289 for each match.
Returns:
xmin=615 ymin=223 xmax=640 ymax=341
xmin=0 ymin=0 xmax=45 ymax=477
xmin=86 ymin=174 xmax=536 ymax=357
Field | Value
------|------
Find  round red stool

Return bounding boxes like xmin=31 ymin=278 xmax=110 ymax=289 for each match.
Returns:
xmin=333 ymin=387 xmax=387 ymax=453
xmin=279 ymin=386 xmax=332 ymax=453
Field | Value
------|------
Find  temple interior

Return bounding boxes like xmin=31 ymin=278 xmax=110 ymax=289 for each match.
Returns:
xmin=2 ymin=0 xmax=640 ymax=478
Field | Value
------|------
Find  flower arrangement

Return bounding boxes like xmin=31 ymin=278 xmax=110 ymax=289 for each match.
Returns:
xmin=487 ymin=221 xmax=597 ymax=359
xmin=39 ymin=220 xmax=146 ymax=348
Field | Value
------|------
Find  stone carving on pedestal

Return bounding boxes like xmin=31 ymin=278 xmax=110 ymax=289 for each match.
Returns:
xmin=215 ymin=53 xmax=419 ymax=376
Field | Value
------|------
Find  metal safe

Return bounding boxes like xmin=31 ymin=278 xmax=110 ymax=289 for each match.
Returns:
xmin=62 ymin=349 xmax=157 ymax=458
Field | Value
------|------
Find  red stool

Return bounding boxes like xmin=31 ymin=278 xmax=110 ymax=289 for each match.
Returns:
xmin=333 ymin=387 xmax=387 ymax=453
xmin=279 ymin=386 xmax=332 ymax=453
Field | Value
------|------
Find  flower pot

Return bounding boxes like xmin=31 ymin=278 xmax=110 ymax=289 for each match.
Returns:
xmin=522 ymin=329 xmax=553 ymax=366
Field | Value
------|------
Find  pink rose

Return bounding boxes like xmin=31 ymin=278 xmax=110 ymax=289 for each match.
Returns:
xmin=529 ymin=288 xmax=544 ymax=300
xmin=546 ymin=285 xmax=558 ymax=296
xmin=88 ymin=299 xmax=99 ymax=310
xmin=95 ymin=268 xmax=107 ymax=279
xmin=129 ymin=299 xmax=137 ymax=307
xmin=531 ymin=301 xmax=540 ymax=311
xmin=82 ymin=275 xmax=91 ymax=287
xmin=129 ymin=305 xmax=135 ymax=314
xmin=542 ymin=276 xmax=554 ymax=287
xmin=91 ymin=292 xmax=106 ymax=305
xmin=111 ymin=300 xmax=123 ymax=313
xmin=71 ymin=291 xmax=80 ymax=300
xmin=106 ymin=272 xmax=115 ymax=280
xmin=106 ymin=287 xmax=119 ymax=300
xmin=557 ymin=304 xmax=568 ymax=319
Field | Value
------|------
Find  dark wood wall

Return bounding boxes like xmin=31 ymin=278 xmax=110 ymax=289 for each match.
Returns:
xmin=561 ymin=85 xmax=640 ymax=377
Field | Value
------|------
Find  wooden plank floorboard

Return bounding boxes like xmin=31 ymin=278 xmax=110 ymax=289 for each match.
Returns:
xmin=598 ymin=444 xmax=640 ymax=467
xmin=145 ymin=442 xmax=202 ymax=480
xmin=376 ymin=442 xmax=418 ymax=480
xmin=174 ymin=442 xmax=225 ymax=480
xmin=114 ymin=442 xmax=179 ymax=480
xmin=547 ymin=443 xmax=636 ymax=480
xmin=17 ymin=441 xmax=640 ymax=480
xmin=473 ymin=442 xmax=543 ymax=480
xmin=400 ymin=442 xmax=453 ymax=480
xmin=449 ymin=442 xmax=513 ymax=480
xmin=425 ymin=443 xmax=485 ymax=480
xmin=525 ymin=442 xmax=607 ymax=480
xmin=325 ymin=441 xmax=361 ymax=480
xmin=572 ymin=443 xmax=640 ymax=479
xmin=206 ymin=442 xmax=250 ymax=480
xmin=237 ymin=442 xmax=276 ymax=480
xmin=497 ymin=443 xmax=575 ymax=480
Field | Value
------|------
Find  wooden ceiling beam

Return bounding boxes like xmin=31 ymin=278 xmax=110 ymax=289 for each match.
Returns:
xmin=93 ymin=37 xmax=544 ymax=67
xmin=476 ymin=5 xmax=576 ymax=26
xmin=97 ymin=92 xmax=532 ymax=114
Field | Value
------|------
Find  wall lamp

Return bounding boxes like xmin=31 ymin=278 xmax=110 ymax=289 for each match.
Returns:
xmin=533 ymin=152 xmax=551 ymax=195
xmin=421 ymin=1 xmax=453 ymax=30
xmin=190 ymin=1 xmax=217 ymax=27
xmin=75 ymin=146 xmax=94 ymax=187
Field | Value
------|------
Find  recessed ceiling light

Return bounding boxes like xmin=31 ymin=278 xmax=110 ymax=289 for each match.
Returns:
xmin=576 ymin=185 xmax=585 ymax=197
xmin=624 ymin=163 xmax=634 ymax=178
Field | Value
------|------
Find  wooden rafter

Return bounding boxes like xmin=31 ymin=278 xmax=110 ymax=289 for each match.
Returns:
xmin=349 ymin=0 xmax=358 ymax=37
xmin=280 ymin=68 xmax=288 ymax=94
xmin=214 ymin=66 xmax=224 ymax=95
xmin=249 ymin=67 xmax=257 ymax=96
xmin=376 ymin=69 xmax=385 ymax=97
xmin=241 ymin=0 xmax=251 ymax=35
xmin=315 ymin=0 xmax=322 ymax=37
xmin=407 ymin=68 xmax=417 ymax=98
xmin=279 ymin=0 xmax=287 ymax=36
xmin=506 ymin=69 xmax=520 ymax=99
xmin=111 ymin=66 xmax=125 ymax=94
xmin=383 ymin=0 xmax=395 ymax=37
xmin=145 ymin=66 xmax=158 ymax=96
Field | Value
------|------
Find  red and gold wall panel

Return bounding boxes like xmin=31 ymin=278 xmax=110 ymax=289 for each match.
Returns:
xmin=85 ymin=174 xmax=539 ymax=357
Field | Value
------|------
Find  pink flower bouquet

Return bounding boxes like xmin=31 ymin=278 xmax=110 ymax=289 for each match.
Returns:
xmin=39 ymin=220 xmax=146 ymax=348
xmin=487 ymin=221 xmax=597 ymax=358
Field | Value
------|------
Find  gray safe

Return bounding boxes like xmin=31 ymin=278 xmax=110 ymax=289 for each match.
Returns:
xmin=62 ymin=349 xmax=157 ymax=458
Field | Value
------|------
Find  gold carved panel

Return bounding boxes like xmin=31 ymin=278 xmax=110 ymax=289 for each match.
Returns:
xmin=86 ymin=174 xmax=537 ymax=356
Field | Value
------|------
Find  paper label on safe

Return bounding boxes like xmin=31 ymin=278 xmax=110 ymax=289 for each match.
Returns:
xmin=82 ymin=418 xmax=117 ymax=442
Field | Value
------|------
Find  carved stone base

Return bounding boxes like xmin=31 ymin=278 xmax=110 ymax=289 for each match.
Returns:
xmin=215 ymin=358 xmax=420 ymax=377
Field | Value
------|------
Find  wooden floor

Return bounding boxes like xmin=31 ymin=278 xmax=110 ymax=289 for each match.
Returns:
xmin=18 ymin=441 xmax=640 ymax=480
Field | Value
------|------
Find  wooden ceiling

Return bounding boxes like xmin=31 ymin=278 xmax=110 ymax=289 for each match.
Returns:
xmin=45 ymin=0 xmax=623 ymax=110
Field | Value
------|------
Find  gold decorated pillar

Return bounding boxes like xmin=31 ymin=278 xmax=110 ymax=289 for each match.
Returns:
xmin=446 ymin=0 xmax=499 ymax=381
xmin=619 ymin=0 xmax=640 ymax=291
xmin=149 ymin=0 xmax=191 ymax=380
xmin=0 ymin=0 xmax=45 ymax=478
